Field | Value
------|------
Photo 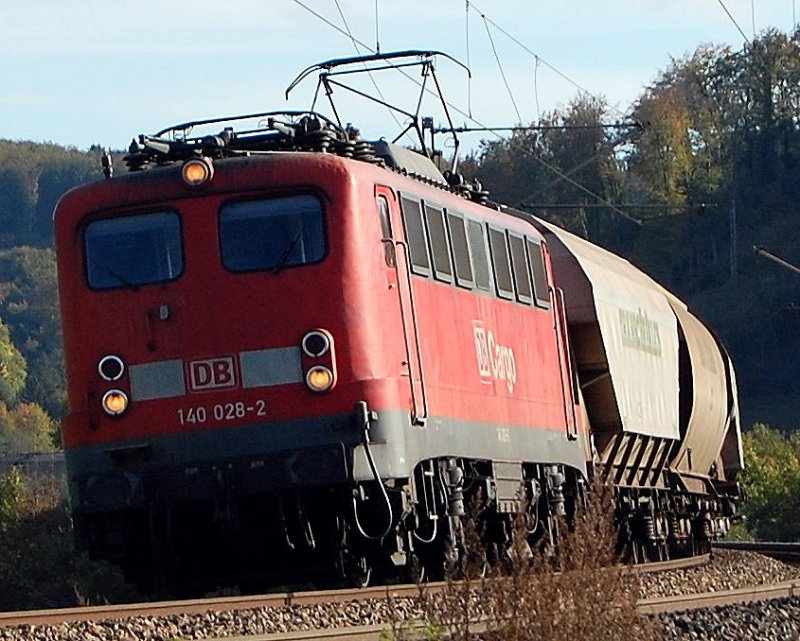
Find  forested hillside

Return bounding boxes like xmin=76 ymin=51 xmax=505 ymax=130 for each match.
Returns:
xmin=0 ymin=142 xmax=104 ymax=451
xmin=467 ymin=28 xmax=800 ymax=428
xmin=0 ymin=29 xmax=799 ymax=450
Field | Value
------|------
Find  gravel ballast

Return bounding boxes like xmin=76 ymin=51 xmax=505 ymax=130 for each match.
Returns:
xmin=0 ymin=549 xmax=798 ymax=641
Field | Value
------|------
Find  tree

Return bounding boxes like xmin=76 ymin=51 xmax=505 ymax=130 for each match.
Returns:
xmin=0 ymin=401 xmax=56 ymax=453
xmin=0 ymin=247 xmax=65 ymax=417
xmin=738 ymin=424 xmax=800 ymax=540
xmin=0 ymin=140 xmax=101 ymax=248
xmin=469 ymin=95 xmax=628 ymax=249
xmin=0 ymin=320 xmax=26 ymax=406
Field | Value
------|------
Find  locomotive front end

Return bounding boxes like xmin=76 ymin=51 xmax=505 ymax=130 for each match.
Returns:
xmin=55 ymin=147 xmax=396 ymax=592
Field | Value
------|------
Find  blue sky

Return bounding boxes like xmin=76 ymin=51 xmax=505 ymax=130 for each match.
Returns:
xmin=1 ymin=1 xmax=796 ymax=151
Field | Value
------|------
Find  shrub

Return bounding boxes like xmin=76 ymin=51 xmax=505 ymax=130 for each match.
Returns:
xmin=396 ymin=476 xmax=662 ymax=641
xmin=0 ymin=467 xmax=138 ymax=610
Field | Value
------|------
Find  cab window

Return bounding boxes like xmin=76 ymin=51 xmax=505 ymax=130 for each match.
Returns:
xmin=220 ymin=194 xmax=325 ymax=272
xmin=377 ymin=195 xmax=395 ymax=267
xmin=85 ymin=211 xmax=183 ymax=290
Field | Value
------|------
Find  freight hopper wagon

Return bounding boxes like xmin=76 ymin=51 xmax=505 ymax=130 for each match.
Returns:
xmin=529 ymin=219 xmax=743 ymax=561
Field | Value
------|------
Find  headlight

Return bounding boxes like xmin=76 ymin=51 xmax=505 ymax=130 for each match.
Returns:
xmin=102 ymin=389 xmax=129 ymax=416
xmin=181 ymin=157 xmax=214 ymax=188
xmin=98 ymin=355 xmax=125 ymax=381
xmin=305 ymin=366 xmax=334 ymax=393
xmin=302 ymin=330 xmax=331 ymax=357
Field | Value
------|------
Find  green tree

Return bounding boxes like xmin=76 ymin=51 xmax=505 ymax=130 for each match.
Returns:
xmin=0 ymin=401 xmax=56 ymax=452
xmin=738 ymin=423 xmax=800 ymax=540
xmin=470 ymin=94 xmax=628 ymax=248
xmin=0 ymin=247 xmax=65 ymax=417
xmin=0 ymin=140 xmax=101 ymax=248
xmin=0 ymin=319 xmax=26 ymax=405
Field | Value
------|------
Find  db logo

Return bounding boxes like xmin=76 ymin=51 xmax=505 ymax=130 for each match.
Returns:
xmin=473 ymin=321 xmax=517 ymax=394
xmin=187 ymin=356 xmax=238 ymax=392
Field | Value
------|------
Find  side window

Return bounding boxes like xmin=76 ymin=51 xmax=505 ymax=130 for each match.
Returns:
xmin=220 ymin=194 xmax=325 ymax=272
xmin=447 ymin=212 xmax=473 ymax=288
xmin=85 ymin=211 xmax=183 ymax=290
xmin=508 ymin=232 xmax=533 ymax=304
xmin=467 ymin=219 xmax=492 ymax=292
xmin=377 ymin=195 xmax=395 ymax=267
xmin=488 ymin=225 xmax=514 ymax=300
xmin=400 ymin=195 xmax=431 ymax=276
xmin=527 ymin=238 xmax=551 ymax=308
xmin=425 ymin=203 xmax=453 ymax=283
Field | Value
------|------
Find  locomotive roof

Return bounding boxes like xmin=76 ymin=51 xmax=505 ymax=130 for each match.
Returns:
xmin=115 ymin=51 xmax=489 ymax=204
xmin=119 ymin=110 xmax=490 ymax=204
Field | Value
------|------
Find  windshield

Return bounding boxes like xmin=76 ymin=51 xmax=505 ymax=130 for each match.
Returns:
xmin=219 ymin=195 xmax=326 ymax=273
xmin=85 ymin=211 xmax=183 ymax=290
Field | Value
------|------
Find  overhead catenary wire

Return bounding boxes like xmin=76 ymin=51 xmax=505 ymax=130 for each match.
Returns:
xmin=714 ymin=0 xmax=752 ymax=44
xmin=465 ymin=0 xmax=472 ymax=118
xmin=289 ymin=0 xmax=642 ymax=225
xmin=331 ymin=0 xmax=408 ymax=138
xmin=481 ymin=12 xmax=523 ymax=123
xmin=466 ymin=1 xmax=630 ymax=121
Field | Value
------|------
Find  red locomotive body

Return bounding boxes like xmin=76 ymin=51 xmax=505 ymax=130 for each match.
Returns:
xmin=56 ymin=131 xmax=588 ymax=589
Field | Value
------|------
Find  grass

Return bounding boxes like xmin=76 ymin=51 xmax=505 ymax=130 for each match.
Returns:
xmin=386 ymin=475 xmax=663 ymax=641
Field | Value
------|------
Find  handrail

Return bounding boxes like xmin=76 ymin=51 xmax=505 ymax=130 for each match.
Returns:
xmin=385 ymin=238 xmax=428 ymax=425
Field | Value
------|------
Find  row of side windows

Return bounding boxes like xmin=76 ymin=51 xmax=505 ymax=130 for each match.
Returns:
xmin=399 ymin=194 xmax=550 ymax=309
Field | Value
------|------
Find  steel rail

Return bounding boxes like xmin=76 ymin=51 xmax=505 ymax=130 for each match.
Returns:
xmin=203 ymin=579 xmax=800 ymax=641
xmin=217 ymin=578 xmax=800 ymax=641
xmin=637 ymin=578 xmax=800 ymax=615
xmin=0 ymin=555 xmax=711 ymax=628
xmin=22 ymin=548 xmax=800 ymax=639
xmin=0 ymin=582 xmax=435 ymax=628
xmin=714 ymin=540 xmax=800 ymax=565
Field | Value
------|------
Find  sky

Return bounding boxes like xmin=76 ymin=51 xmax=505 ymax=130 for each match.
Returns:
xmin=1 ymin=0 xmax=797 ymax=153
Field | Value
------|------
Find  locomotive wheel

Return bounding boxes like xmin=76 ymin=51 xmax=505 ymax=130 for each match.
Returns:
xmin=345 ymin=554 xmax=372 ymax=587
xmin=630 ymin=539 xmax=645 ymax=564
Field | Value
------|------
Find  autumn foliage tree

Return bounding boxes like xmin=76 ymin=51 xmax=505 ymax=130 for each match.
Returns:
xmin=0 ymin=319 xmax=26 ymax=406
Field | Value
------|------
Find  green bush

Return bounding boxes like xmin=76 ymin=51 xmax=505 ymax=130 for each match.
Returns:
xmin=0 ymin=467 xmax=138 ymax=610
xmin=737 ymin=423 xmax=800 ymax=541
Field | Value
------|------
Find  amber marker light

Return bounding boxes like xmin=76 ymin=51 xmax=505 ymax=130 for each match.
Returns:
xmin=305 ymin=366 xmax=334 ymax=393
xmin=181 ymin=157 xmax=214 ymax=188
xmin=102 ymin=389 xmax=129 ymax=416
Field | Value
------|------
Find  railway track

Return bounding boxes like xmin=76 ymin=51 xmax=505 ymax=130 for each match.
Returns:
xmin=0 ymin=555 xmax=708 ymax=629
xmin=713 ymin=540 xmax=800 ymax=566
xmin=0 ymin=548 xmax=797 ymax=640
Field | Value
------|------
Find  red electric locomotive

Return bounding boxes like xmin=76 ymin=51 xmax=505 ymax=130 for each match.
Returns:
xmin=55 ymin=52 xmax=741 ymax=593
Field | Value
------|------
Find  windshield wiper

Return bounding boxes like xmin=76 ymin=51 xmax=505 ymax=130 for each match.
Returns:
xmin=272 ymin=227 xmax=304 ymax=275
xmin=104 ymin=265 xmax=139 ymax=291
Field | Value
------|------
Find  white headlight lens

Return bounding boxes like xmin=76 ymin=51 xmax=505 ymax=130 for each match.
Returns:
xmin=302 ymin=330 xmax=331 ymax=357
xmin=98 ymin=355 xmax=125 ymax=381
